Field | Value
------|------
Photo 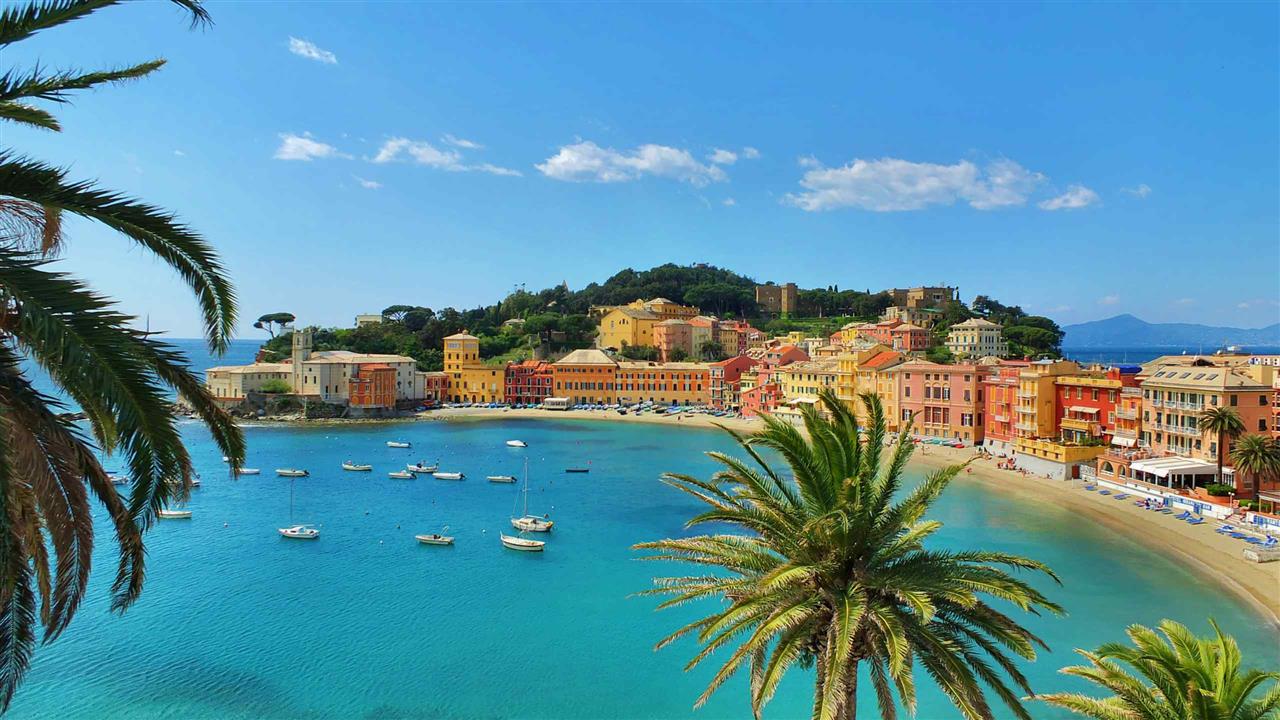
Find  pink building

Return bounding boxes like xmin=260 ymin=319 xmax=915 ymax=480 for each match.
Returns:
xmin=980 ymin=360 xmax=1031 ymax=451
xmin=742 ymin=381 xmax=782 ymax=417
xmin=653 ymin=319 xmax=693 ymax=361
xmin=709 ymin=356 xmax=759 ymax=410
xmin=897 ymin=361 xmax=984 ymax=444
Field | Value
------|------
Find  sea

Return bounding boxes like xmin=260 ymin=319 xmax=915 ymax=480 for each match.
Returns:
xmin=8 ymin=340 xmax=1279 ymax=719
xmin=1063 ymin=346 xmax=1280 ymax=365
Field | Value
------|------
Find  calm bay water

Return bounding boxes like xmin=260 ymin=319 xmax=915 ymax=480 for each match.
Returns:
xmin=9 ymin=416 xmax=1278 ymax=719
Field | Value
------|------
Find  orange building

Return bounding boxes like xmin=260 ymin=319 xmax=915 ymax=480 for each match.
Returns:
xmin=979 ymin=360 xmax=1031 ymax=451
xmin=551 ymin=348 xmax=617 ymax=405
xmin=348 ymin=364 xmax=397 ymax=409
xmin=616 ymin=361 xmax=710 ymax=405
xmin=505 ymin=360 xmax=554 ymax=405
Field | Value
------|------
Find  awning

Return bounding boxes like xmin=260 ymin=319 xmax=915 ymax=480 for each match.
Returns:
xmin=1111 ymin=436 xmax=1136 ymax=447
xmin=1128 ymin=456 xmax=1218 ymax=478
xmin=1068 ymin=406 xmax=1100 ymax=414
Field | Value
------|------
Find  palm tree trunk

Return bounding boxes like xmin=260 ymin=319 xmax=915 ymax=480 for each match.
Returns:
xmin=1217 ymin=430 xmax=1224 ymax=484
xmin=842 ymin=661 xmax=859 ymax=720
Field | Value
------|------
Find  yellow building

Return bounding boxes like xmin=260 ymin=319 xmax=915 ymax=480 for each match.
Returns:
xmin=774 ymin=359 xmax=840 ymax=425
xmin=205 ymin=362 xmax=291 ymax=401
xmin=616 ymin=361 xmax=710 ymax=405
xmin=596 ymin=306 xmax=660 ymax=350
xmin=443 ymin=332 xmax=504 ymax=403
xmin=1015 ymin=359 xmax=1081 ymax=439
xmin=834 ymin=345 xmax=901 ymax=427
xmin=629 ymin=297 xmax=698 ymax=320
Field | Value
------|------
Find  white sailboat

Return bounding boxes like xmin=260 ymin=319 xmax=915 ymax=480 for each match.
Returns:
xmin=487 ymin=475 xmax=517 ymax=483
xmin=432 ymin=471 xmax=464 ymax=480
xmin=278 ymin=475 xmax=319 ymax=539
xmin=386 ymin=441 xmax=411 ymax=449
xmin=342 ymin=461 xmax=373 ymax=472
xmin=276 ymin=469 xmax=309 ymax=477
xmin=511 ymin=459 xmax=553 ymax=532
xmin=505 ymin=440 xmax=527 ymax=448
xmin=406 ymin=462 xmax=438 ymax=473
xmin=235 ymin=468 xmax=261 ymax=476
xmin=388 ymin=470 xmax=414 ymax=479
xmin=500 ymin=533 xmax=544 ymax=552
xmin=158 ymin=508 xmax=192 ymax=519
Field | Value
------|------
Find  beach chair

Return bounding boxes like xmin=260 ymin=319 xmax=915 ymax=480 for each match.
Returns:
xmin=1084 ymin=485 xmax=1097 ymax=491
xmin=1098 ymin=489 xmax=1112 ymax=495
xmin=1113 ymin=494 xmax=1129 ymax=500
xmin=1186 ymin=518 xmax=1205 ymax=525
xmin=1173 ymin=511 xmax=1190 ymax=520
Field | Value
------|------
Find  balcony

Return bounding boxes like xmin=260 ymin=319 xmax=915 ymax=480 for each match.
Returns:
xmin=1016 ymin=391 xmax=1035 ymax=400
xmin=1060 ymin=417 xmax=1100 ymax=433
xmin=992 ymin=414 xmax=1009 ymax=423
xmin=1148 ymin=398 xmax=1163 ymax=408
xmin=1116 ymin=409 xmax=1137 ymax=420
xmin=1016 ymin=407 xmax=1036 ymax=415
xmin=1112 ymin=428 xmax=1137 ymax=439
xmin=1015 ymin=421 xmax=1037 ymax=432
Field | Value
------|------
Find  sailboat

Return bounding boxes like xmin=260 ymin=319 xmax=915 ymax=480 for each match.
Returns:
xmin=500 ymin=532 xmax=544 ymax=552
xmin=278 ymin=475 xmax=319 ymax=539
xmin=510 ymin=458 xmax=553 ymax=532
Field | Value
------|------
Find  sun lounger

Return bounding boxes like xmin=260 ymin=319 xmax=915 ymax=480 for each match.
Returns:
xmin=1186 ymin=518 xmax=1205 ymax=525
xmin=1098 ymin=489 xmax=1112 ymax=495
xmin=1084 ymin=486 xmax=1097 ymax=491
xmin=1173 ymin=511 xmax=1190 ymax=520
xmin=1113 ymin=494 xmax=1129 ymax=500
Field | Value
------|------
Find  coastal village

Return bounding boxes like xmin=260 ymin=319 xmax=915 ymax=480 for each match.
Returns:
xmin=205 ymin=282 xmax=1280 ymax=545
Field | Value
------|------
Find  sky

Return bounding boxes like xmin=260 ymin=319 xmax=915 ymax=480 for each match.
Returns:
xmin=7 ymin=1 xmax=1279 ymax=340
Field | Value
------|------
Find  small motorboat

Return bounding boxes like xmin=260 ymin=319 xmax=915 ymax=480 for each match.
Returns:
xmin=236 ymin=468 xmax=261 ymax=476
xmin=276 ymin=469 xmax=309 ymax=477
xmin=432 ymin=472 xmax=464 ymax=480
xmin=501 ymin=533 xmax=545 ymax=552
xmin=158 ymin=509 xmax=192 ymax=519
xmin=342 ymin=461 xmax=373 ymax=472
xmin=108 ymin=474 xmax=129 ymax=486
xmin=221 ymin=456 xmax=231 ymax=463
xmin=565 ymin=468 xmax=590 ymax=474
xmin=415 ymin=533 xmax=455 ymax=546
xmin=406 ymin=463 xmax=438 ymax=473
xmin=505 ymin=440 xmax=527 ymax=448
xmin=164 ymin=477 xmax=201 ymax=488
xmin=386 ymin=441 xmax=411 ymax=449
xmin=278 ymin=524 xmax=320 ymax=540
xmin=487 ymin=475 xmax=517 ymax=483
xmin=512 ymin=515 xmax=554 ymax=532
xmin=388 ymin=470 xmax=414 ymax=480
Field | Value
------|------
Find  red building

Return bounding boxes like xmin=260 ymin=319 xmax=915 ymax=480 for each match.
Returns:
xmin=349 ymin=364 xmax=396 ymax=409
xmin=857 ymin=320 xmax=929 ymax=353
xmin=1052 ymin=366 xmax=1141 ymax=444
xmin=505 ymin=360 xmax=554 ymax=405
xmin=709 ymin=356 xmax=759 ymax=410
xmin=741 ymin=381 xmax=782 ymax=417
xmin=421 ymin=371 xmax=448 ymax=406
xmin=980 ymin=360 xmax=1031 ymax=451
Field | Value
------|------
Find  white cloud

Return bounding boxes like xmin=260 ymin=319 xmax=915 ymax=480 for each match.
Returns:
xmin=1122 ymin=183 xmax=1152 ymax=198
xmin=288 ymin=37 xmax=337 ymax=64
xmin=273 ymin=132 xmax=345 ymax=161
xmin=442 ymin=134 xmax=483 ymax=150
xmin=536 ymin=141 xmax=728 ymax=186
xmin=1237 ymin=298 xmax=1280 ymax=310
xmin=722 ymin=197 xmax=737 ymax=207
xmin=353 ymin=176 xmax=381 ymax=189
xmin=371 ymin=137 xmax=520 ymax=176
xmin=1098 ymin=294 xmax=1121 ymax=306
xmin=1173 ymin=297 xmax=1195 ymax=306
xmin=372 ymin=137 xmax=462 ymax=167
xmin=742 ymin=147 xmax=760 ymax=159
xmin=172 ymin=149 xmax=185 ymax=157
xmin=785 ymin=157 xmax=1045 ymax=212
xmin=1038 ymin=184 xmax=1100 ymax=211
xmin=708 ymin=148 xmax=738 ymax=165
xmin=797 ymin=155 xmax=822 ymax=169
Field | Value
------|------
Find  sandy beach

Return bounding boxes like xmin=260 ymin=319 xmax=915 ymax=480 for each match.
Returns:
xmin=421 ymin=406 xmax=1280 ymax=624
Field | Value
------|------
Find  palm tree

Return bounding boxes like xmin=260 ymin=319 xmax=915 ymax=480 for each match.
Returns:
xmin=1200 ymin=407 xmax=1246 ymax=486
xmin=1040 ymin=619 xmax=1280 ymax=720
xmin=1230 ymin=434 xmax=1280 ymax=500
xmin=0 ymin=0 xmax=242 ymax=707
xmin=635 ymin=390 xmax=1063 ymax=720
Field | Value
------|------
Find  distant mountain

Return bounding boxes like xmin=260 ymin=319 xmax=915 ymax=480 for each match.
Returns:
xmin=1062 ymin=314 xmax=1280 ymax=349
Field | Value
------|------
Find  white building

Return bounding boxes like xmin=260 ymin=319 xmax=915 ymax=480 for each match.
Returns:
xmin=946 ymin=318 xmax=1007 ymax=358
xmin=355 ymin=314 xmax=383 ymax=327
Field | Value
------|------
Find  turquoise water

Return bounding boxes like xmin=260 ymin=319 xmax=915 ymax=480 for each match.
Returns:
xmin=8 ymin=416 xmax=1278 ymax=719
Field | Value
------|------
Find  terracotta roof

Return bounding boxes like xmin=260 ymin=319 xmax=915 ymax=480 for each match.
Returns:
xmin=863 ymin=351 xmax=904 ymax=370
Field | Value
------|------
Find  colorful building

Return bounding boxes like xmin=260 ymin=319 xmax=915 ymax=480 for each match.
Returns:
xmin=979 ymin=360 xmax=1031 ymax=451
xmin=896 ymin=361 xmax=984 ymax=443
xmin=596 ymin=305 xmax=659 ymax=351
xmin=775 ymin=359 xmax=841 ymax=425
xmin=740 ymin=373 xmax=783 ymax=417
xmin=883 ymin=305 xmax=943 ymax=329
xmin=653 ymin=319 xmax=694 ymax=361
xmin=688 ymin=316 xmax=718 ymax=358
xmin=885 ymin=286 xmax=958 ymax=309
xmin=945 ymin=318 xmax=1007 ymax=359
xmin=1013 ymin=360 xmax=1081 ymax=440
xmin=443 ymin=331 xmax=505 ymax=403
xmin=755 ymin=282 xmax=798 ymax=315
xmin=551 ymin=348 xmax=618 ymax=405
xmin=1139 ymin=360 xmax=1275 ymax=496
xmin=709 ymin=356 xmax=759 ymax=411
xmin=505 ymin=360 xmax=554 ymax=405
xmin=841 ymin=319 xmax=927 ymax=353
xmin=1053 ymin=366 xmax=1140 ymax=445
xmin=348 ymin=363 xmax=397 ymax=409
xmin=616 ymin=361 xmax=710 ymax=406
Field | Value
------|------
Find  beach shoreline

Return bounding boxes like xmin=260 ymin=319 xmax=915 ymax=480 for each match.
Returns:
xmin=412 ymin=406 xmax=1280 ymax=625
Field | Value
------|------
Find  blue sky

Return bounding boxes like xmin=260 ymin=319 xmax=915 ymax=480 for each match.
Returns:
xmin=8 ymin=2 xmax=1279 ymax=339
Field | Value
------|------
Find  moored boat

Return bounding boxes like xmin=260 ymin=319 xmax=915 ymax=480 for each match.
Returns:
xmin=500 ymin=533 xmax=544 ymax=552
xmin=108 ymin=474 xmax=129 ymax=486
xmin=342 ymin=461 xmax=373 ymax=471
xmin=158 ymin=509 xmax=192 ymax=519
xmin=511 ymin=458 xmax=554 ymax=532
xmin=406 ymin=462 xmax=438 ymax=473
xmin=415 ymin=533 xmax=454 ymax=546
xmin=388 ymin=470 xmax=414 ymax=479
xmin=565 ymin=467 xmax=590 ymax=473
xmin=505 ymin=440 xmax=527 ymax=448
xmin=386 ymin=441 xmax=411 ymax=449
xmin=278 ymin=524 xmax=319 ymax=539
xmin=487 ymin=475 xmax=517 ymax=483
xmin=236 ymin=468 xmax=261 ymax=476
xmin=276 ymin=469 xmax=309 ymax=477
xmin=432 ymin=472 xmax=464 ymax=480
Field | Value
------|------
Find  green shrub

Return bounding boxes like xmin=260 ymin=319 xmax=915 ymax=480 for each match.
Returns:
xmin=1204 ymin=483 xmax=1234 ymax=497
xmin=259 ymin=379 xmax=292 ymax=394
xmin=1238 ymin=499 xmax=1259 ymax=510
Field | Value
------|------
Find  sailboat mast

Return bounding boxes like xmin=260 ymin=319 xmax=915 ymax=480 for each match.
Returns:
xmin=522 ymin=457 xmax=529 ymax=517
xmin=289 ymin=477 xmax=295 ymax=522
